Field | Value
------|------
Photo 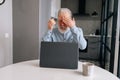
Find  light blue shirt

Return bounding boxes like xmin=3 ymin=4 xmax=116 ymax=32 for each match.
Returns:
xmin=42 ymin=26 xmax=87 ymax=50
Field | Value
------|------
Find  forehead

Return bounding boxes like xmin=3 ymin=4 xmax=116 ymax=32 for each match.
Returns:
xmin=58 ymin=12 xmax=71 ymax=18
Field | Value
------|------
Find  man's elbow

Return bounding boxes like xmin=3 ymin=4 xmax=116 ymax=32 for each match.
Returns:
xmin=79 ymin=41 xmax=87 ymax=50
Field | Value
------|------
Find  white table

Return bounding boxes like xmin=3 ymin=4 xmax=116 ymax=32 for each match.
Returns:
xmin=0 ymin=60 xmax=119 ymax=80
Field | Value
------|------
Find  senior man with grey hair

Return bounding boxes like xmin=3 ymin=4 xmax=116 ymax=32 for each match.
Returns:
xmin=42 ymin=8 xmax=87 ymax=50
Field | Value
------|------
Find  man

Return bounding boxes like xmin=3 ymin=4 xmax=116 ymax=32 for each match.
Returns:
xmin=42 ymin=8 xmax=87 ymax=50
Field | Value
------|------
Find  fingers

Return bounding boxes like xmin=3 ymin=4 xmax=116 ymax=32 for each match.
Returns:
xmin=48 ymin=19 xmax=56 ymax=30
xmin=50 ymin=19 xmax=56 ymax=25
xmin=62 ymin=18 xmax=72 ymax=26
xmin=62 ymin=17 xmax=75 ymax=27
xmin=63 ymin=18 xmax=71 ymax=23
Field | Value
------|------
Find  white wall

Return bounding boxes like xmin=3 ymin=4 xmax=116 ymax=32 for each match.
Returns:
xmin=39 ymin=0 xmax=52 ymax=42
xmin=0 ymin=0 xmax=13 ymax=67
xmin=13 ymin=0 xmax=39 ymax=63
xmin=51 ymin=0 xmax=61 ymax=18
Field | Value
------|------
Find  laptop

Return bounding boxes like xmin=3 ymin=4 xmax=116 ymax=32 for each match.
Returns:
xmin=40 ymin=42 xmax=79 ymax=69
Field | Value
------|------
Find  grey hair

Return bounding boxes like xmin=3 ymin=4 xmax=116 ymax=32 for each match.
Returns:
xmin=58 ymin=8 xmax=72 ymax=17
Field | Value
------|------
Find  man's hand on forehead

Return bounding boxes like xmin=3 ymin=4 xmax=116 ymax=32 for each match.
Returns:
xmin=61 ymin=12 xmax=71 ymax=19
xmin=62 ymin=17 xmax=75 ymax=28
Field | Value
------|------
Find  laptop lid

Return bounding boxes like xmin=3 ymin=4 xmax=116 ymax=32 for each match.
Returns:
xmin=40 ymin=42 xmax=79 ymax=69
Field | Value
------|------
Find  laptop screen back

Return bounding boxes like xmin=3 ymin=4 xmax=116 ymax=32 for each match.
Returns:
xmin=40 ymin=42 xmax=79 ymax=69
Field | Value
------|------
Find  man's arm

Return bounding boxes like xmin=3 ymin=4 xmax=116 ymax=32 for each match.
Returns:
xmin=42 ymin=18 xmax=56 ymax=42
xmin=70 ymin=26 xmax=87 ymax=50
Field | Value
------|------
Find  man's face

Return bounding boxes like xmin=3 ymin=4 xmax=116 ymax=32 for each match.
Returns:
xmin=58 ymin=12 xmax=71 ymax=30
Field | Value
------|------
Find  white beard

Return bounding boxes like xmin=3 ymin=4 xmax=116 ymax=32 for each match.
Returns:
xmin=58 ymin=26 xmax=69 ymax=33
